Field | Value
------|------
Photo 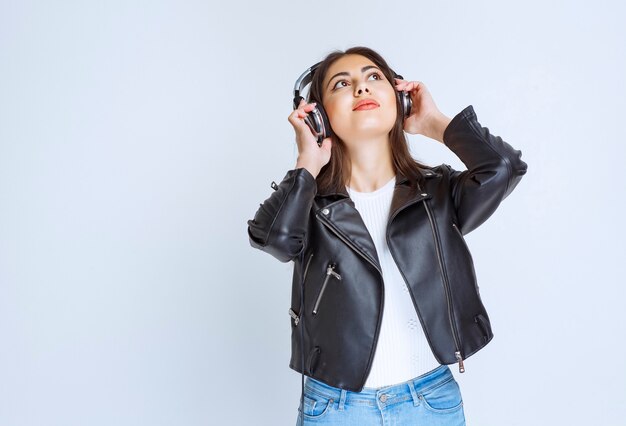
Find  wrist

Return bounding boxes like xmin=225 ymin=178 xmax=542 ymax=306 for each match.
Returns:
xmin=295 ymin=158 xmax=320 ymax=179
xmin=425 ymin=112 xmax=452 ymax=143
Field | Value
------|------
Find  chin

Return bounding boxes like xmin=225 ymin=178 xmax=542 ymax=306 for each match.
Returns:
xmin=343 ymin=128 xmax=391 ymax=140
xmin=331 ymin=115 xmax=396 ymax=140
xmin=353 ymin=119 xmax=396 ymax=135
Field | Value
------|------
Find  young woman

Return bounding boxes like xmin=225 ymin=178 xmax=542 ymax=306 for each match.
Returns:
xmin=247 ymin=46 xmax=527 ymax=425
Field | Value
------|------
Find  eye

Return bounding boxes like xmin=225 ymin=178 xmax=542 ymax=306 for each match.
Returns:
xmin=332 ymin=80 xmax=349 ymax=90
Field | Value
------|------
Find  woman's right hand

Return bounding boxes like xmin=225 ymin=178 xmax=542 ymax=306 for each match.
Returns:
xmin=288 ymin=99 xmax=332 ymax=179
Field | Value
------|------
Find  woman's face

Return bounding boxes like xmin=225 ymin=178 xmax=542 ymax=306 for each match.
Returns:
xmin=321 ymin=54 xmax=397 ymax=143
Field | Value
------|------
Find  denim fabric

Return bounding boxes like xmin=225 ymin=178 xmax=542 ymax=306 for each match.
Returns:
xmin=296 ymin=364 xmax=465 ymax=425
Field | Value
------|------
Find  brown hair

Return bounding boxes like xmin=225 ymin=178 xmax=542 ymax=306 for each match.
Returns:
xmin=306 ymin=46 xmax=432 ymax=195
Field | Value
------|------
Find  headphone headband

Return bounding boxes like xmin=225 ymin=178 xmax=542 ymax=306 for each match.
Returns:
xmin=293 ymin=61 xmax=322 ymax=109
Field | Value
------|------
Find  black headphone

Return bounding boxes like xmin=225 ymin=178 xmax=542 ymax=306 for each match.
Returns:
xmin=292 ymin=60 xmax=413 ymax=145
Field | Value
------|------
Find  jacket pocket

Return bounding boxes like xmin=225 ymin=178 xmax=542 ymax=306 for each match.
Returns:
xmin=307 ymin=346 xmax=321 ymax=375
xmin=312 ymin=263 xmax=342 ymax=316
xmin=289 ymin=251 xmax=314 ymax=326
xmin=451 ymin=221 xmax=474 ymax=262
xmin=474 ymin=314 xmax=492 ymax=342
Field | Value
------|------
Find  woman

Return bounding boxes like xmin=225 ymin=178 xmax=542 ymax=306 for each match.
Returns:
xmin=247 ymin=46 xmax=527 ymax=425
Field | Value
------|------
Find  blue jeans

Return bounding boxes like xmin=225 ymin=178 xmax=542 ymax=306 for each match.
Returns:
xmin=296 ymin=364 xmax=465 ymax=425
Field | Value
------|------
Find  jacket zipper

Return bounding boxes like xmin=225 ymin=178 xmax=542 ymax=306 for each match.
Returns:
xmin=385 ymin=187 xmax=450 ymax=367
xmin=289 ymin=252 xmax=314 ymax=326
xmin=312 ymin=263 xmax=342 ymax=315
xmin=421 ymin=198 xmax=465 ymax=373
xmin=289 ymin=308 xmax=300 ymax=325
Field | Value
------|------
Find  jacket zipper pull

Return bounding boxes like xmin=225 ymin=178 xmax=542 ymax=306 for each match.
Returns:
xmin=288 ymin=308 xmax=300 ymax=326
xmin=328 ymin=265 xmax=342 ymax=281
xmin=312 ymin=264 xmax=342 ymax=315
xmin=455 ymin=351 xmax=465 ymax=373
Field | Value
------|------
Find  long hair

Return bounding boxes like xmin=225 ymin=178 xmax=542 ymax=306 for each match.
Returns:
xmin=306 ymin=46 xmax=433 ymax=195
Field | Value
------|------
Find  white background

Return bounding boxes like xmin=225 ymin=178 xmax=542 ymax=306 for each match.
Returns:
xmin=1 ymin=0 xmax=624 ymax=425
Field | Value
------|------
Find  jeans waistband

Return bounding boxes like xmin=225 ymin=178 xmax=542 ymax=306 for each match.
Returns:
xmin=304 ymin=364 xmax=453 ymax=407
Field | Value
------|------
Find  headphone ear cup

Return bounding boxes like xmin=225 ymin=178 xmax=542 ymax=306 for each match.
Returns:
xmin=303 ymin=104 xmax=333 ymax=146
xmin=317 ymin=105 xmax=333 ymax=140
xmin=393 ymin=72 xmax=412 ymax=119
xmin=400 ymin=91 xmax=412 ymax=119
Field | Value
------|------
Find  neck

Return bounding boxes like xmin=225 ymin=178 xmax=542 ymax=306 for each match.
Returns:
xmin=345 ymin=136 xmax=395 ymax=193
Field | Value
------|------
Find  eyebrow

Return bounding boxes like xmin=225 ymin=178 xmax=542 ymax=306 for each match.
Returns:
xmin=326 ymin=65 xmax=381 ymax=89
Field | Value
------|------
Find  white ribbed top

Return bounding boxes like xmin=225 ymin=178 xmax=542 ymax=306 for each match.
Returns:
xmin=346 ymin=176 xmax=441 ymax=389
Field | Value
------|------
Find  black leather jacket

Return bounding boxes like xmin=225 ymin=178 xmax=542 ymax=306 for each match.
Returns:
xmin=247 ymin=105 xmax=528 ymax=392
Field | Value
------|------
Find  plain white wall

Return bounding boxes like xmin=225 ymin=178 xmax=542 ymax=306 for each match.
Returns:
xmin=1 ymin=0 xmax=624 ymax=425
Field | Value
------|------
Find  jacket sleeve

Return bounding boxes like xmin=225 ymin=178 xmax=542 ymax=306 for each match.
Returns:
xmin=246 ymin=167 xmax=318 ymax=263
xmin=442 ymin=105 xmax=528 ymax=235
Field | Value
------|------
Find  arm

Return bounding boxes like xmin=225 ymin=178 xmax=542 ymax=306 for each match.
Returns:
xmin=440 ymin=105 xmax=528 ymax=235
xmin=246 ymin=167 xmax=317 ymax=262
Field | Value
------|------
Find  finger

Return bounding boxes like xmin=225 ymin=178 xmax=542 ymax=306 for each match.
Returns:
xmin=289 ymin=108 xmax=308 ymax=124
xmin=400 ymin=82 xmax=420 ymax=93
xmin=296 ymin=106 xmax=315 ymax=119
xmin=296 ymin=101 xmax=316 ymax=111
xmin=396 ymin=84 xmax=410 ymax=93
xmin=395 ymin=81 xmax=410 ymax=90
xmin=294 ymin=101 xmax=314 ymax=113
xmin=300 ymin=102 xmax=316 ymax=112
xmin=290 ymin=101 xmax=317 ymax=123
xmin=297 ymin=103 xmax=317 ymax=117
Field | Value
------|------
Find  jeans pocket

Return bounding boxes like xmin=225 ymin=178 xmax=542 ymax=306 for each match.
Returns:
xmin=419 ymin=377 xmax=464 ymax=414
xmin=298 ymin=393 xmax=334 ymax=420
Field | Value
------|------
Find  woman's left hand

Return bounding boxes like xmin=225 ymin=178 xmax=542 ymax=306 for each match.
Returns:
xmin=394 ymin=78 xmax=446 ymax=137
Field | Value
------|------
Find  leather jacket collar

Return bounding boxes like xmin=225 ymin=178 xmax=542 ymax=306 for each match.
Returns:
xmin=313 ymin=168 xmax=442 ymax=272
xmin=315 ymin=167 xmax=441 ymax=199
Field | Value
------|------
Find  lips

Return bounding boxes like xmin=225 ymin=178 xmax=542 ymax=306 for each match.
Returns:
xmin=353 ymin=99 xmax=380 ymax=111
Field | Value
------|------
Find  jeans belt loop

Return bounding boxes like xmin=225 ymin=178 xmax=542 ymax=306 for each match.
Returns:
xmin=408 ymin=379 xmax=420 ymax=406
xmin=338 ymin=389 xmax=348 ymax=411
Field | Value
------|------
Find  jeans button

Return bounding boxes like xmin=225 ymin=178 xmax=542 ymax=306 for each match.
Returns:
xmin=379 ymin=394 xmax=388 ymax=402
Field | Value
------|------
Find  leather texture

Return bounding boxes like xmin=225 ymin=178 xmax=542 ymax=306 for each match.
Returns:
xmin=247 ymin=104 xmax=528 ymax=392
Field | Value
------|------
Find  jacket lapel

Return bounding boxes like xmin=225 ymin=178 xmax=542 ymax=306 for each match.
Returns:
xmin=315 ymin=168 xmax=438 ymax=274
xmin=316 ymin=198 xmax=382 ymax=271
xmin=388 ymin=174 xmax=434 ymax=222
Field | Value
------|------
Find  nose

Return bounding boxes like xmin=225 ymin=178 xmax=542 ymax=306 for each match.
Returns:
xmin=355 ymin=84 xmax=370 ymax=95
